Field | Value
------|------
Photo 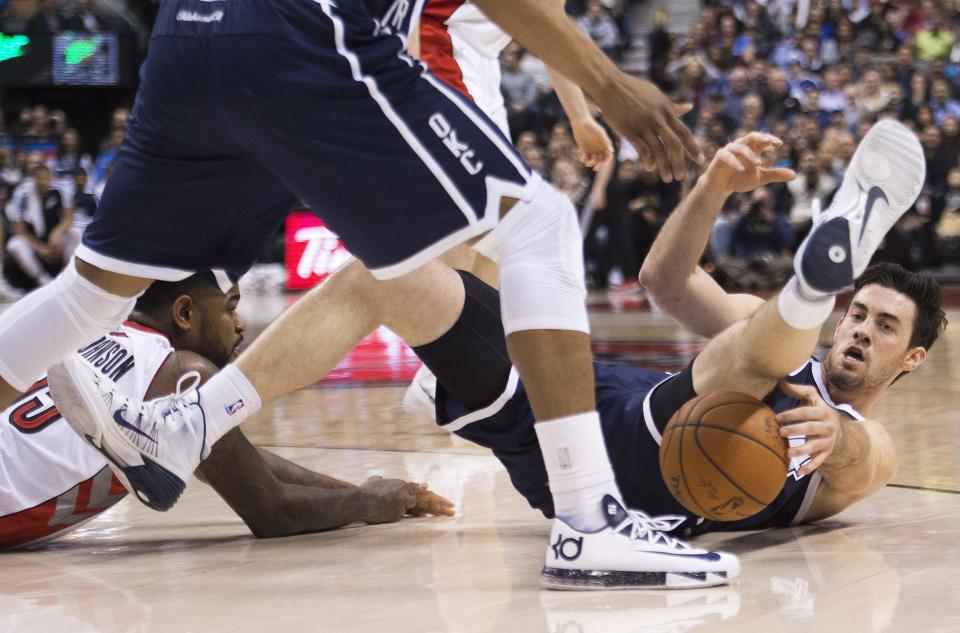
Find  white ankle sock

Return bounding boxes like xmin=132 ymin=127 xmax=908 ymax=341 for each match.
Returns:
xmin=198 ymin=364 xmax=262 ymax=445
xmin=778 ymin=277 xmax=836 ymax=330
xmin=535 ymin=411 xmax=623 ymax=532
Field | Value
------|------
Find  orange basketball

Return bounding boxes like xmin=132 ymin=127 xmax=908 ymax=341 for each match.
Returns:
xmin=659 ymin=390 xmax=789 ymax=521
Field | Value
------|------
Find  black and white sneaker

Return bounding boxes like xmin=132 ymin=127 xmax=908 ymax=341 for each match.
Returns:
xmin=794 ymin=119 xmax=925 ymax=296
xmin=541 ymin=496 xmax=739 ymax=590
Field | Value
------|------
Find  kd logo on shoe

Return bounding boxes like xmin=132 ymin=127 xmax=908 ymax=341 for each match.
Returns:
xmin=551 ymin=534 xmax=584 ymax=561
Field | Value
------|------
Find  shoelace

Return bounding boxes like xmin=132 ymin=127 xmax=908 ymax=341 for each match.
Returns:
xmin=620 ymin=509 xmax=694 ymax=551
xmin=151 ymin=371 xmax=202 ymax=424
xmin=98 ymin=370 xmax=202 ymax=433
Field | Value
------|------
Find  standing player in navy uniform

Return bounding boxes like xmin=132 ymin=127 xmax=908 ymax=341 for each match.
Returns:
xmin=173 ymin=125 xmax=935 ymax=588
xmin=15 ymin=0 xmax=726 ymax=589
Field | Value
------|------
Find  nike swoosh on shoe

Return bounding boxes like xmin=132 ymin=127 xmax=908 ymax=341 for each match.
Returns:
xmin=859 ymin=186 xmax=888 ymax=244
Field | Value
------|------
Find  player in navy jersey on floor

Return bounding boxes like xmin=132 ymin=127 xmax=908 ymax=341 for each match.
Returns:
xmin=172 ymin=126 xmax=939 ymax=588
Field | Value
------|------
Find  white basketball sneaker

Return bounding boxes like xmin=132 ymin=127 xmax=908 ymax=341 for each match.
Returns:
xmin=794 ymin=119 xmax=925 ymax=296
xmin=542 ymin=495 xmax=739 ymax=590
xmin=47 ymin=355 xmax=210 ymax=511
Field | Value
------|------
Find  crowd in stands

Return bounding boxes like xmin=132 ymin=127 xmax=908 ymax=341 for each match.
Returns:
xmin=506 ymin=0 xmax=960 ymax=293
xmin=0 ymin=104 xmax=125 ymax=298
xmin=1 ymin=0 xmax=958 ymax=299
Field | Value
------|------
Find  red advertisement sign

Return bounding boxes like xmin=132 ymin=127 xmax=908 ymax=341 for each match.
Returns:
xmin=285 ymin=211 xmax=352 ymax=290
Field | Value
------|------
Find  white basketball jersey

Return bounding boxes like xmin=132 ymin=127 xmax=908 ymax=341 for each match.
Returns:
xmin=0 ymin=322 xmax=174 ymax=548
xmin=444 ymin=2 xmax=511 ymax=60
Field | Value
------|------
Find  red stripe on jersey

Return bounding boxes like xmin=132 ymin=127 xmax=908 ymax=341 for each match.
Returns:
xmin=122 ymin=320 xmax=171 ymax=342
xmin=0 ymin=468 xmax=127 ymax=549
xmin=419 ymin=0 xmax=473 ymax=100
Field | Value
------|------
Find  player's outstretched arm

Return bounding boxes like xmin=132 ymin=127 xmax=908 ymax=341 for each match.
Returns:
xmin=545 ymin=67 xmax=612 ymax=170
xmin=149 ymin=352 xmax=453 ymax=537
xmin=776 ymin=381 xmax=897 ymax=522
xmin=473 ymin=0 xmax=698 ymax=183
xmin=640 ymin=133 xmax=795 ymax=338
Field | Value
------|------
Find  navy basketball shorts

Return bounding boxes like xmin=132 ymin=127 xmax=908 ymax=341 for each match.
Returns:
xmin=79 ymin=0 xmax=535 ymax=281
xmin=436 ymin=362 xmax=692 ymax=520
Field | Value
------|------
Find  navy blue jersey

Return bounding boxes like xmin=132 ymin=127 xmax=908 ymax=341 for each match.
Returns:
xmin=436 ymin=357 xmax=862 ymax=535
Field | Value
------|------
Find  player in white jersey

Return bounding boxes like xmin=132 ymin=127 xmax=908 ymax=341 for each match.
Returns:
xmin=415 ymin=0 xmax=613 ymax=166
xmin=0 ymin=272 xmax=451 ymax=549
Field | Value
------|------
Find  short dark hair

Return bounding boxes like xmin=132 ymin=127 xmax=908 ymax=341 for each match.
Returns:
xmin=853 ymin=263 xmax=947 ymax=350
xmin=133 ymin=274 xmax=220 ymax=318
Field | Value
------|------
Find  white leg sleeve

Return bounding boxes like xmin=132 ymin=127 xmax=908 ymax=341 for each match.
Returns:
xmin=7 ymin=235 xmax=46 ymax=282
xmin=0 ymin=262 xmax=140 ymax=391
xmin=492 ymin=180 xmax=589 ymax=335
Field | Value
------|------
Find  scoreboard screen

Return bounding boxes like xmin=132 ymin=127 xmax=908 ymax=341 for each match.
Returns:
xmin=52 ymin=32 xmax=119 ymax=86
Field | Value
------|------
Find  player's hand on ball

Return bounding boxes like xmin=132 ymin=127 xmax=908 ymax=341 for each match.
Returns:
xmin=571 ymin=118 xmax=613 ymax=171
xmin=701 ymin=133 xmax=796 ymax=195
xmin=775 ymin=380 xmax=844 ymax=477
xmin=359 ymin=476 xmax=453 ymax=523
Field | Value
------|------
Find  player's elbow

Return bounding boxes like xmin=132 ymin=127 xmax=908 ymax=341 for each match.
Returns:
xmin=245 ymin=503 xmax=299 ymax=539
xmin=638 ymin=263 xmax=665 ymax=297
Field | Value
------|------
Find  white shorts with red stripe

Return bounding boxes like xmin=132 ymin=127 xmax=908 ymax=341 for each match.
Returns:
xmin=420 ymin=0 xmax=511 ymax=136
xmin=0 ymin=322 xmax=174 ymax=548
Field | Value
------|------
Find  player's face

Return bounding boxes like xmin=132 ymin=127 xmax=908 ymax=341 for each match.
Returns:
xmin=824 ymin=285 xmax=923 ymax=392
xmin=196 ymin=285 xmax=245 ymax=368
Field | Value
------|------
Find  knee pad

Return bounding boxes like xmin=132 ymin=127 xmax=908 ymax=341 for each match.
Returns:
xmin=493 ymin=181 xmax=589 ymax=335
xmin=0 ymin=263 xmax=140 ymax=390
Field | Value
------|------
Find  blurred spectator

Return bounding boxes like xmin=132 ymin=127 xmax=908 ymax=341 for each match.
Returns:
xmin=577 ymin=0 xmax=620 ymax=59
xmin=723 ymin=66 xmax=751 ymax=122
xmin=717 ymin=188 xmax=794 ymax=291
xmin=95 ymin=127 xmax=124 ymax=183
xmin=4 ymin=164 xmax=71 ymax=288
xmin=551 ymin=157 xmax=588 ymax=205
xmin=922 ymin=124 xmax=956 ymax=192
xmin=930 ymin=78 xmax=960 ymax=125
xmin=855 ymin=69 xmax=890 ymax=118
xmin=762 ymin=67 xmax=800 ymax=121
xmin=936 ymin=168 xmax=960 ymax=257
xmin=49 ymin=127 xmax=94 ymax=206
xmin=62 ymin=0 xmax=102 ymax=32
xmin=915 ymin=12 xmax=956 ymax=61
xmin=63 ymin=167 xmax=95 ymax=260
xmin=818 ymin=69 xmax=847 ymax=112
xmin=99 ymin=107 xmax=131 ymax=154
xmin=649 ymin=9 xmax=673 ymax=89
xmin=25 ymin=0 xmax=61 ymax=34
xmin=501 ymin=48 xmax=540 ymax=136
xmin=787 ymin=149 xmax=837 ymax=232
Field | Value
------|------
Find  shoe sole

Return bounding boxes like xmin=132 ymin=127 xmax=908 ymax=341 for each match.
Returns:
xmin=540 ymin=566 xmax=732 ymax=590
xmin=48 ymin=360 xmax=184 ymax=511
xmin=795 ymin=120 xmax=925 ymax=293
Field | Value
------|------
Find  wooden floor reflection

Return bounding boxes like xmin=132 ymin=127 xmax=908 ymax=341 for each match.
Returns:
xmin=3 ymin=291 xmax=960 ymax=633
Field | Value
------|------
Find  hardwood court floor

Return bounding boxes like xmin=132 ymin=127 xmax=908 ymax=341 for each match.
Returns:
xmin=3 ymin=289 xmax=960 ymax=633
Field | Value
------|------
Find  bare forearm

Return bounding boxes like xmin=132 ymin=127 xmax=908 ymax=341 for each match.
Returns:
xmin=473 ymin=0 xmax=618 ymax=99
xmin=199 ymin=429 xmax=368 ymax=537
xmin=546 ymin=66 xmax=592 ymax=125
xmin=256 ymin=446 xmax=357 ymax=489
xmin=640 ymin=178 xmax=727 ymax=294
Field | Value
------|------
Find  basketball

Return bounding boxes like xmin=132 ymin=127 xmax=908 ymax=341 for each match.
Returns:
xmin=659 ymin=391 xmax=789 ymax=522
